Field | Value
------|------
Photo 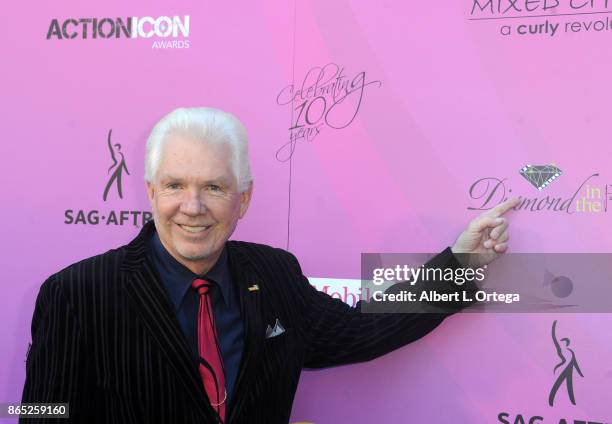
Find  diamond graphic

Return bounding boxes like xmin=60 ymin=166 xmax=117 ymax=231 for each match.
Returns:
xmin=519 ymin=164 xmax=562 ymax=190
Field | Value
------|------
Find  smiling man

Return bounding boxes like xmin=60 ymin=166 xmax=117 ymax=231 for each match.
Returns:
xmin=21 ymin=107 xmax=518 ymax=424
xmin=147 ymin=132 xmax=252 ymax=276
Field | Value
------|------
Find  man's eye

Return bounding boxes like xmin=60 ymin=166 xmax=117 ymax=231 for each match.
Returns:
xmin=168 ymin=183 xmax=181 ymax=189
xmin=207 ymin=185 xmax=221 ymax=192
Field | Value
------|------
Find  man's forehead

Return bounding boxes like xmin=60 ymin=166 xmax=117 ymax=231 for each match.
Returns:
xmin=154 ymin=136 xmax=237 ymax=185
xmin=163 ymin=134 xmax=231 ymax=154
xmin=161 ymin=137 xmax=232 ymax=161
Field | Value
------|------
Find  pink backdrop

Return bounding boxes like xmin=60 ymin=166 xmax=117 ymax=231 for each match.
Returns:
xmin=2 ymin=1 xmax=611 ymax=422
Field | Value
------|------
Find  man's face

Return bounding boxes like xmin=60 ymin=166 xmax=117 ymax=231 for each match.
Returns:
xmin=146 ymin=134 xmax=252 ymax=274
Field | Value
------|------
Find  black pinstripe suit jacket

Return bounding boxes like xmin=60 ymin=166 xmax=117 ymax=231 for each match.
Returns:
xmin=21 ymin=221 xmax=459 ymax=423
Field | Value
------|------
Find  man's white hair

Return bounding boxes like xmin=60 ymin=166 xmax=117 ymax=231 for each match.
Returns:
xmin=144 ymin=107 xmax=252 ymax=192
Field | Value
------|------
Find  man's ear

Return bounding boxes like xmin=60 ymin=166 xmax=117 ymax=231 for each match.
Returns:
xmin=146 ymin=181 xmax=155 ymax=203
xmin=239 ymin=181 xmax=254 ymax=218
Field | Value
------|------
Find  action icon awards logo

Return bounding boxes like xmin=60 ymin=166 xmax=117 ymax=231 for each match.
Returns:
xmin=520 ymin=164 xmax=562 ymax=191
xmin=46 ymin=15 xmax=191 ymax=49
xmin=63 ymin=129 xmax=151 ymax=227
xmin=275 ymin=63 xmax=381 ymax=162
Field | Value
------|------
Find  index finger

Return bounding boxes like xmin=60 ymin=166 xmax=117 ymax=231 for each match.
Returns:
xmin=487 ymin=197 xmax=521 ymax=218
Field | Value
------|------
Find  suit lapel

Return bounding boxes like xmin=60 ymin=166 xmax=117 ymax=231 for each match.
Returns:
xmin=120 ymin=222 xmax=215 ymax=421
xmin=226 ymin=242 xmax=265 ymax=423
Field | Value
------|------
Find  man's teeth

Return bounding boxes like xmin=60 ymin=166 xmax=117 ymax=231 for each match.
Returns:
xmin=180 ymin=225 xmax=209 ymax=233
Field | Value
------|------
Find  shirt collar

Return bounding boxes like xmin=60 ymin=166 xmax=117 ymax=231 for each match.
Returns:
xmin=150 ymin=230 xmax=232 ymax=309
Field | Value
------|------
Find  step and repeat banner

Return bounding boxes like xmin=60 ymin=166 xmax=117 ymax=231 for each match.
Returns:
xmin=2 ymin=1 xmax=612 ymax=423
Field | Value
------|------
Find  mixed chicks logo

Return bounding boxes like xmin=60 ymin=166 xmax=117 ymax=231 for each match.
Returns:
xmin=470 ymin=0 xmax=611 ymax=15
xmin=469 ymin=0 xmax=612 ymax=38
xmin=46 ymin=15 xmax=191 ymax=49
xmin=63 ymin=129 xmax=151 ymax=227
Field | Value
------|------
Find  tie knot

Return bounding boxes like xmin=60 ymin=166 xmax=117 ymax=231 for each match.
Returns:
xmin=192 ymin=278 xmax=212 ymax=296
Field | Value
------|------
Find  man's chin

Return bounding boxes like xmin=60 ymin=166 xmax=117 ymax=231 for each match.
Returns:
xmin=181 ymin=243 xmax=223 ymax=260
xmin=179 ymin=251 xmax=212 ymax=262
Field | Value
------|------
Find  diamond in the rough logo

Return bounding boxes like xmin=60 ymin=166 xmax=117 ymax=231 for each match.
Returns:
xmin=519 ymin=164 xmax=562 ymax=190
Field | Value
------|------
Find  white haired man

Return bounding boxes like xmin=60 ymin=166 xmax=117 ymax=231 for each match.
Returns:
xmin=21 ymin=107 xmax=518 ymax=424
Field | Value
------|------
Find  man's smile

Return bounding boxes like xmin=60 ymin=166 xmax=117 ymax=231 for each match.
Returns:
xmin=177 ymin=223 xmax=213 ymax=234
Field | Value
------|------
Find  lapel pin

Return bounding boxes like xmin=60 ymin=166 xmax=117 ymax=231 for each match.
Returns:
xmin=247 ymin=284 xmax=260 ymax=292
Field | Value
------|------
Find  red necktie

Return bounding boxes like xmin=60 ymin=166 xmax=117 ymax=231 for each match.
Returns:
xmin=192 ymin=278 xmax=226 ymax=422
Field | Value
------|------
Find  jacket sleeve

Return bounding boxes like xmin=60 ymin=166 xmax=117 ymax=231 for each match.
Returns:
xmin=21 ymin=275 xmax=92 ymax=423
xmin=292 ymin=248 xmax=471 ymax=368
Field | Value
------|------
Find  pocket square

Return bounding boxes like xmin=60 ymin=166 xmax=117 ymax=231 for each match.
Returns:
xmin=265 ymin=318 xmax=286 ymax=339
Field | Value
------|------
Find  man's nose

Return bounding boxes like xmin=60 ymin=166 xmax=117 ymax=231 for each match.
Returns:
xmin=180 ymin=189 xmax=207 ymax=215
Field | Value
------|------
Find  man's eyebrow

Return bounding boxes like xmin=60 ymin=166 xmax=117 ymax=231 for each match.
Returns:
xmin=159 ymin=175 xmax=182 ymax=183
xmin=207 ymin=176 xmax=232 ymax=185
xmin=159 ymin=175 xmax=233 ymax=185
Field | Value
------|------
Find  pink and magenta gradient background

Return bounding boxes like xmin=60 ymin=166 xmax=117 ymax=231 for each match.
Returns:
xmin=2 ymin=1 xmax=611 ymax=422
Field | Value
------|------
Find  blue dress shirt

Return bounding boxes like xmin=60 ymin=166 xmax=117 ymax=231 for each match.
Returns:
xmin=148 ymin=231 xmax=244 ymax=407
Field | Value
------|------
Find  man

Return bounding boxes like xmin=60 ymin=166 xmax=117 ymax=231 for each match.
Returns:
xmin=21 ymin=107 xmax=517 ymax=423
